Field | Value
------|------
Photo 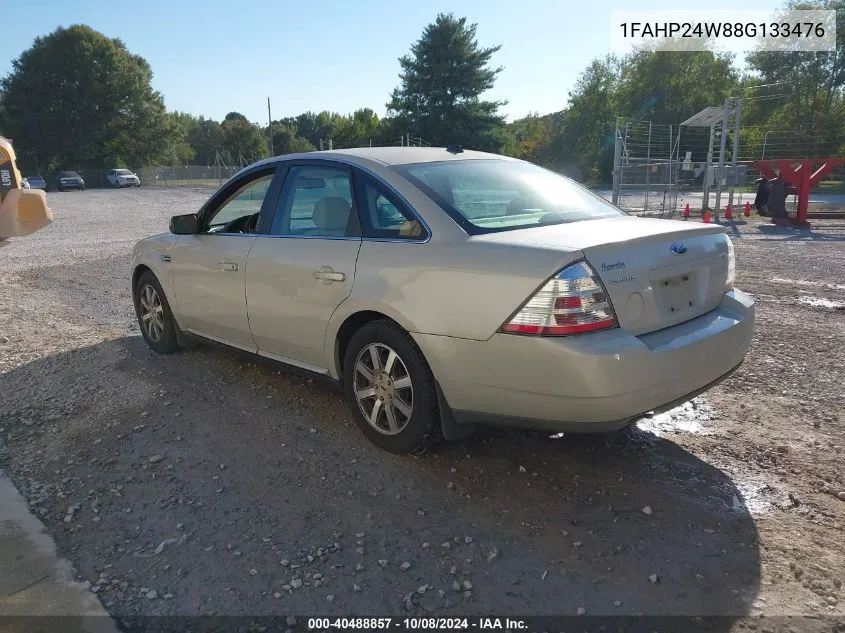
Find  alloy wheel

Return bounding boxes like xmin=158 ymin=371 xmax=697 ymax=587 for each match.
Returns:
xmin=353 ymin=343 xmax=414 ymax=435
xmin=139 ymin=284 xmax=165 ymax=342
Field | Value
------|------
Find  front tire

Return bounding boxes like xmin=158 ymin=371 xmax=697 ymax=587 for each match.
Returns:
xmin=343 ymin=320 xmax=440 ymax=454
xmin=134 ymin=271 xmax=181 ymax=354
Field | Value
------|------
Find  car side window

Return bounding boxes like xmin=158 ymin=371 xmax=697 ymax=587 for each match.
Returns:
xmin=358 ymin=176 xmax=426 ymax=240
xmin=270 ymin=166 xmax=356 ymax=237
xmin=205 ymin=173 xmax=275 ymax=234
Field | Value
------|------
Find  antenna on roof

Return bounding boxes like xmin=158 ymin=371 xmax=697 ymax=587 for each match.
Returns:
xmin=446 ymin=144 xmax=463 ymax=154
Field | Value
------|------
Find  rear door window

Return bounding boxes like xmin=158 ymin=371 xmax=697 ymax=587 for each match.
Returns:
xmin=355 ymin=175 xmax=426 ymax=240
xmin=270 ymin=165 xmax=357 ymax=237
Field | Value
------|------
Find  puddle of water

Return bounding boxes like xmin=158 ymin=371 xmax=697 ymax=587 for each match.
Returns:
xmin=727 ymin=475 xmax=793 ymax=518
xmin=636 ymin=399 xmax=715 ymax=437
xmin=771 ymin=277 xmax=845 ymax=292
xmin=797 ymin=296 xmax=845 ymax=310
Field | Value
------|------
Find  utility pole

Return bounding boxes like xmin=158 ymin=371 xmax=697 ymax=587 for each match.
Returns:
xmin=611 ymin=123 xmax=622 ymax=206
xmin=728 ymin=98 xmax=743 ymax=208
xmin=267 ymin=98 xmax=273 ymax=157
xmin=714 ymin=98 xmax=731 ymax=222
xmin=703 ymin=123 xmax=715 ymax=214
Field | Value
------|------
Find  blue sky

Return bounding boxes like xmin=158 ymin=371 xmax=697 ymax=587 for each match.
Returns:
xmin=2 ymin=0 xmax=778 ymax=125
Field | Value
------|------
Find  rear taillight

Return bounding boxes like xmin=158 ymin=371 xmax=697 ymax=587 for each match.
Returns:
xmin=725 ymin=236 xmax=735 ymax=290
xmin=501 ymin=260 xmax=617 ymax=336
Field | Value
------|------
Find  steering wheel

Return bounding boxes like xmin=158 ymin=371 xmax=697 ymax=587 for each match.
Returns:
xmin=220 ymin=213 xmax=259 ymax=234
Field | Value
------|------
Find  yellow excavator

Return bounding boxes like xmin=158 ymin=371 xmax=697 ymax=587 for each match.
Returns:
xmin=0 ymin=136 xmax=52 ymax=240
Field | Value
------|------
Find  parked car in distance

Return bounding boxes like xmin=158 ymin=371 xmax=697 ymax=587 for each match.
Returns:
xmin=21 ymin=178 xmax=31 ymax=188
xmin=107 ymin=169 xmax=141 ymax=188
xmin=24 ymin=174 xmax=47 ymax=189
xmin=55 ymin=171 xmax=85 ymax=191
xmin=131 ymin=147 xmax=755 ymax=454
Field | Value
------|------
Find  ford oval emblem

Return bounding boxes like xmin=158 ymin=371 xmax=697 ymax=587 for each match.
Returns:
xmin=670 ymin=242 xmax=687 ymax=255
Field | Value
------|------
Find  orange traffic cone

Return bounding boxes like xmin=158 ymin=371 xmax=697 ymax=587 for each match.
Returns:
xmin=683 ymin=203 xmax=690 ymax=219
xmin=725 ymin=203 xmax=733 ymax=220
xmin=703 ymin=209 xmax=711 ymax=223
xmin=744 ymin=201 xmax=751 ymax=217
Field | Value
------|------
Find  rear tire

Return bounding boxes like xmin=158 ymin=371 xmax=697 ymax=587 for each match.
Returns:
xmin=343 ymin=320 xmax=440 ymax=454
xmin=133 ymin=271 xmax=181 ymax=354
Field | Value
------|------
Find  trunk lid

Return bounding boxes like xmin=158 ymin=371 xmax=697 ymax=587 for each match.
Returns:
xmin=479 ymin=216 xmax=732 ymax=335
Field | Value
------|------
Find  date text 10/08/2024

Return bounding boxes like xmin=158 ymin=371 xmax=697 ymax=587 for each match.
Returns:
xmin=307 ymin=618 xmax=528 ymax=631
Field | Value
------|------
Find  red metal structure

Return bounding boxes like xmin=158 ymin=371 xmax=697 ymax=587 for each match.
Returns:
xmin=753 ymin=158 xmax=844 ymax=226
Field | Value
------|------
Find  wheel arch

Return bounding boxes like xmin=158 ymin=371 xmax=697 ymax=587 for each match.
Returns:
xmin=132 ymin=263 xmax=153 ymax=293
xmin=332 ymin=309 xmax=404 ymax=382
xmin=330 ymin=306 xmax=473 ymax=443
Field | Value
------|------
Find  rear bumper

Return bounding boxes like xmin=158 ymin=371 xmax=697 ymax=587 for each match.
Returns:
xmin=413 ymin=289 xmax=755 ymax=431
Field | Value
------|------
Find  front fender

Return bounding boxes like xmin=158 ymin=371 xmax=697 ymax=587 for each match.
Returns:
xmin=131 ymin=234 xmax=181 ymax=326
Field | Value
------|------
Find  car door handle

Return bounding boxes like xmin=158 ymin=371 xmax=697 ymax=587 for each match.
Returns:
xmin=313 ymin=267 xmax=346 ymax=282
xmin=217 ymin=261 xmax=238 ymax=272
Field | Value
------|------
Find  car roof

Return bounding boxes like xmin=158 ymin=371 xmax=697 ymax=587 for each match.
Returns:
xmin=249 ymin=146 xmax=516 ymax=171
xmin=321 ymin=147 xmax=514 ymax=165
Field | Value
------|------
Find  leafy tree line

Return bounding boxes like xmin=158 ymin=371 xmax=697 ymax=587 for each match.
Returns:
xmin=509 ymin=0 xmax=845 ymax=182
xmin=2 ymin=2 xmax=843 ymax=183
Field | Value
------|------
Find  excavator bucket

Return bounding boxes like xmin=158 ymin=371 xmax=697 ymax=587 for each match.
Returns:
xmin=0 ymin=137 xmax=53 ymax=239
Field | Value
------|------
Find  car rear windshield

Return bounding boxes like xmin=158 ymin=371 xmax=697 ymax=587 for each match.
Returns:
xmin=58 ymin=171 xmax=80 ymax=178
xmin=393 ymin=159 xmax=625 ymax=234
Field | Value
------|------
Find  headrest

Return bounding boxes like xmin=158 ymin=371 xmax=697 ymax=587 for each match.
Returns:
xmin=313 ymin=197 xmax=350 ymax=231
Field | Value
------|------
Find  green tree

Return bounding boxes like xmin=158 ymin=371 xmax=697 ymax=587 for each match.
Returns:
xmin=555 ymin=57 xmax=620 ymax=181
xmin=0 ymin=25 xmax=176 ymax=169
xmin=187 ymin=118 xmax=224 ymax=164
xmin=744 ymin=0 xmax=845 ymax=156
xmin=509 ymin=113 xmax=558 ymax=164
xmin=269 ymin=122 xmax=316 ymax=155
xmin=163 ymin=112 xmax=198 ymax=164
xmin=614 ymin=50 xmax=738 ymax=124
xmin=220 ymin=117 xmax=268 ymax=163
xmin=387 ymin=13 xmax=506 ymax=150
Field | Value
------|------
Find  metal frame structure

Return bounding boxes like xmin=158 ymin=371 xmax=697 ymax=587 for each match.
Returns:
xmin=611 ymin=119 xmax=683 ymax=218
xmin=613 ymin=103 xmax=843 ymax=226
xmin=754 ymin=158 xmax=845 ymax=226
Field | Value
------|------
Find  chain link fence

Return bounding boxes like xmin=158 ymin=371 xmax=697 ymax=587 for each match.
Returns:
xmin=611 ymin=121 xmax=727 ymax=219
xmin=613 ymin=119 xmax=845 ymax=220
xmin=136 ymin=165 xmax=243 ymax=187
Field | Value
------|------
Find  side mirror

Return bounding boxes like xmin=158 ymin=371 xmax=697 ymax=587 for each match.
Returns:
xmin=170 ymin=213 xmax=198 ymax=235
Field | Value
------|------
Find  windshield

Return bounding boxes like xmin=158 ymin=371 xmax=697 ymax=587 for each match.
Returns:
xmin=58 ymin=171 xmax=80 ymax=178
xmin=116 ymin=169 xmax=133 ymax=175
xmin=394 ymin=159 xmax=625 ymax=234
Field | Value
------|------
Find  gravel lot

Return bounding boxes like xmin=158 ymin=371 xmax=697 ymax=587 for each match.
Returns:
xmin=1 ymin=188 xmax=844 ymax=631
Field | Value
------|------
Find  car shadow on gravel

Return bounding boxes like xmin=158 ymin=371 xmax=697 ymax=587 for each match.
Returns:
xmin=0 ymin=336 xmax=760 ymax=624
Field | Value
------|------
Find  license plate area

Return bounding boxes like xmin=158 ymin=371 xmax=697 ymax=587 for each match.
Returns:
xmin=657 ymin=272 xmax=695 ymax=315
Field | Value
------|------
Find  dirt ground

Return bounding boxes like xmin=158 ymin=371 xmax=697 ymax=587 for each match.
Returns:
xmin=0 ymin=188 xmax=843 ymax=632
